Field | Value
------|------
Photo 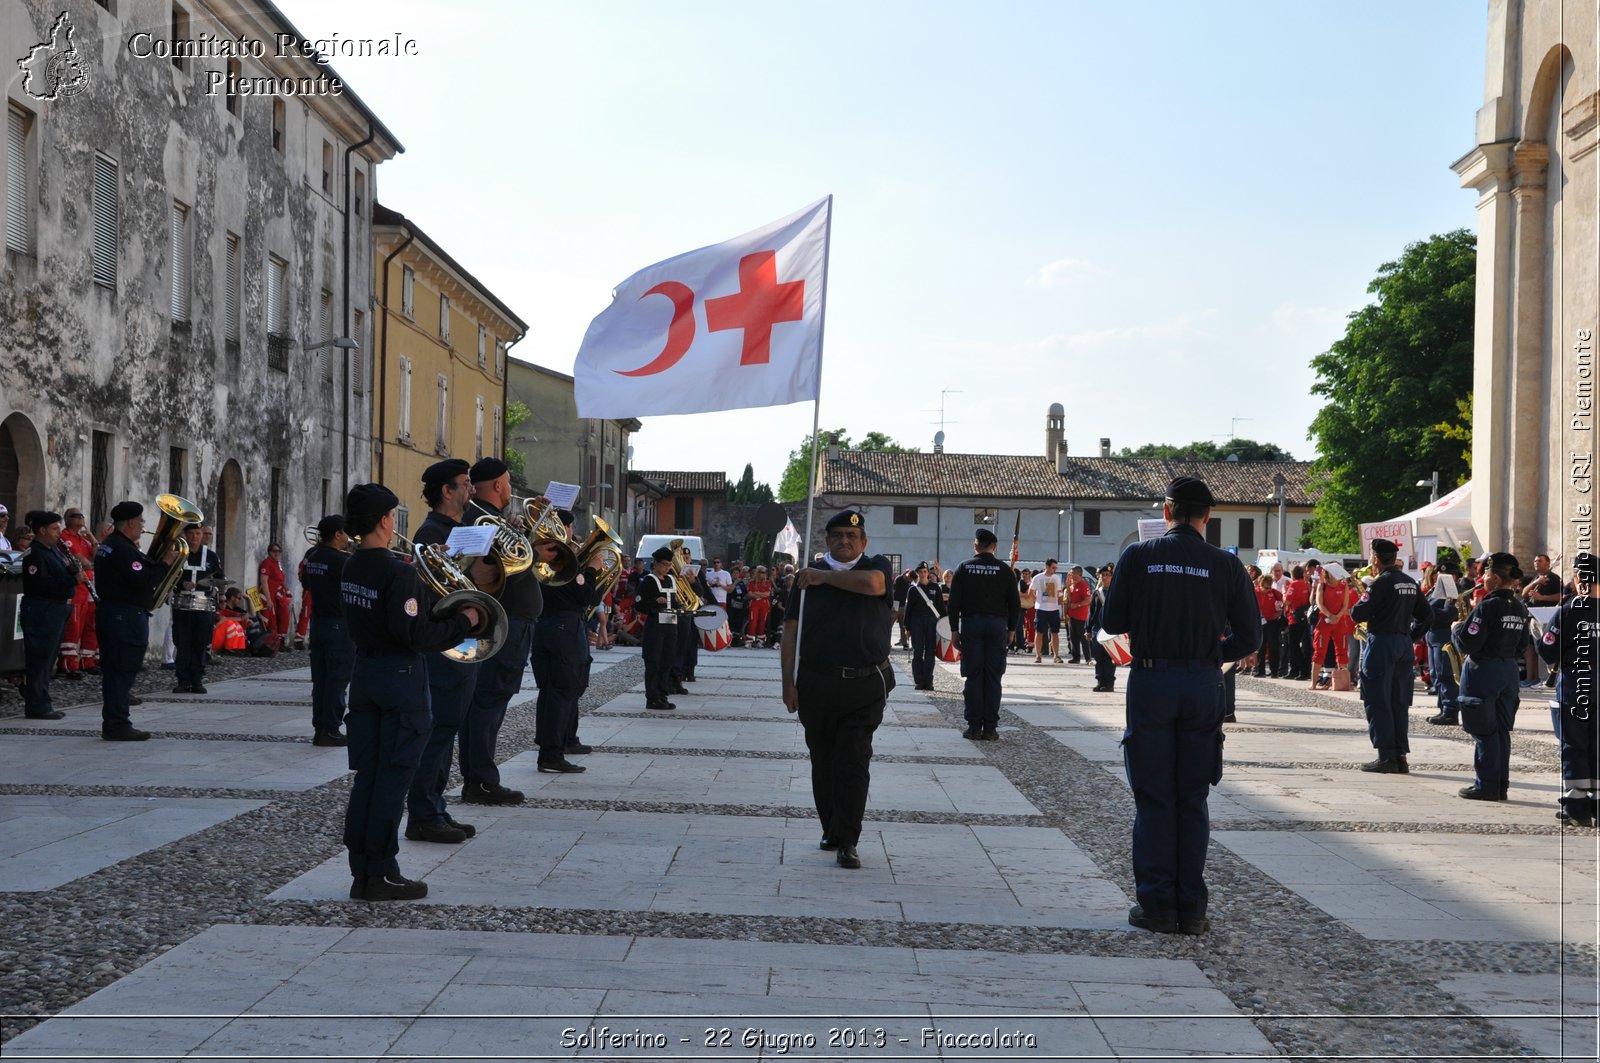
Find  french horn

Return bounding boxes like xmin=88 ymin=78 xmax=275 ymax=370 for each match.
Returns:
xmin=506 ymin=495 xmax=579 ymax=585
xmin=393 ymin=532 xmax=508 ymax=663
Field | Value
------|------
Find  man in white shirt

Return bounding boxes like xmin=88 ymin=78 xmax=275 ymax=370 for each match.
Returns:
xmin=1029 ymin=559 xmax=1065 ymax=663
xmin=704 ymin=556 xmax=734 ymax=616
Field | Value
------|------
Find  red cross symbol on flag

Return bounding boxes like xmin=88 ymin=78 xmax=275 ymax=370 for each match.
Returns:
xmin=574 ymin=198 xmax=832 ymax=419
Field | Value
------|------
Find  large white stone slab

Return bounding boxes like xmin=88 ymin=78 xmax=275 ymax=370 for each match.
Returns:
xmin=0 ymin=734 xmax=351 ymax=791
xmin=3 ymin=924 xmax=1273 ymax=1059
xmin=596 ymin=689 xmax=920 ymax=725
xmin=1435 ymin=972 xmax=1599 ymax=1060
xmin=0 ymin=795 xmax=266 ymax=891
xmin=1048 ymin=729 xmax=1535 ymax=770
xmin=271 ymin=812 xmax=1127 ymax=927
xmin=584 ymin=716 xmax=983 ymax=758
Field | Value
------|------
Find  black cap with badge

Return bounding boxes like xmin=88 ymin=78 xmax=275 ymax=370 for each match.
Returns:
xmin=1370 ymin=538 xmax=1400 ymax=560
xmin=652 ymin=546 xmax=674 ymax=563
xmin=1164 ymin=476 xmax=1216 ymax=508
xmin=974 ymin=528 xmax=998 ymax=546
xmin=825 ymin=509 xmax=866 ymax=532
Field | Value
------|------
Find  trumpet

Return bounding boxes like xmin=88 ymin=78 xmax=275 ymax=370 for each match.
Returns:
xmin=505 ymin=495 xmax=579 ymax=585
xmin=391 ymin=532 xmax=508 ymax=663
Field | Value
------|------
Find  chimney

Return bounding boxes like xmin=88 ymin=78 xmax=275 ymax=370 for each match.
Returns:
xmin=1099 ymin=437 xmax=1111 ymax=458
xmin=1045 ymin=403 xmax=1064 ymax=461
xmin=1056 ymin=439 xmax=1070 ymax=475
xmin=826 ymin=442 xmax=839 ymax=461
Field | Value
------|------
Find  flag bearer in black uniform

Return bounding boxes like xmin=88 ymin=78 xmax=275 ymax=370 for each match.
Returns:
xmin=19 ymin=511 xmax=77 ymax=720
xmin=340 ymin=483 xmax=482 ymax=901
xmin=946 ymin=528 xmax=1021 ymax=740
xmin=461 ymin=460 xmax=542 ymax=795
xmin=780 ymin=509 xmax=895 ymax=870
xmin=1350 ymin=537 xmax=1433 ymax=774
xmin=903 ymin=562 xmax=945 ymax=691
xmin=531 ymin=508 xmax=597 ymax=774
xmin=406 ymin=459 xmax=491 ymax=844
xmin=301 ymin=514 xmax=354 ymax=746
xmin=1452 ymin=551 xmax=1533 ymax=801
xmin=1539 ymin=552 xmax=1597 ymax=824
xmin=170 ymin=524 xmax=222 ymax=694
xmin=1101 ymin=477 xmax=1259 ymax=935
xmin=640 ymin=548 xmax=679 ymax=710
xmin=95 ymin=501 xmax=176 ymax=741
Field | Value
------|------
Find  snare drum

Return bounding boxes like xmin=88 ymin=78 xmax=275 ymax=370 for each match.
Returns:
xmin=935 ymin=616 xmax=960 ymax=662
xmin=1095 ymin=628 xmax=1132 ymax=666
xmin=174 ymin=589 xmax=214 ymax=612
xmin=694 ymin=611 xmax=731 ymax=652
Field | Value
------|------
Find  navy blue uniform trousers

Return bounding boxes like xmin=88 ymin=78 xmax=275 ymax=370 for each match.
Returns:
xmin=172 ymin=607 xmax=213 ymax=689
xmin=20 ymin=598 xmax=70 ymax=717
xmin=796 ymin=662 xmax=892 ymax=846
xmin=309 ymin=615 xmax=355 ymax=734
xmin=1426 ymin=630 xmax=1458 ymax=718
xmin=1557 ymin=670 xmax=1598 ymax=819
xmin=1460 ymin=658 xmax=1519 ymax=797
xmin=907 ymin=610 xmax=938 ymax=688
xmin=1359 ymin=632 xmax=1414 ymax=760
xmin=531 ymin=612 xmax=585 ymax=758
xmin=408 ymin=654 xmax=479 ymax=825
xmin=97 ymin=603 xmax=148 ymax=734
xmin=344 ymin=654 xmax=430 ymax=878
xmin=462 ymin=614 xmax=532 ymax=784
xmin=1122 ymin=664 xmax=1225 ymax=920
xmin=642 ymin=619 xmax=675 ymax=704
xmin=958 ymin=614 xmax=1009 ymax=728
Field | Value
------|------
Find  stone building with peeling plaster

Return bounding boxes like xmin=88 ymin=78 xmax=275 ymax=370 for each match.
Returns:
xmin=1 ymin=0 xmax=402 ymax=615
xmin=1454 ymin=1 xmax=1597 ymax=559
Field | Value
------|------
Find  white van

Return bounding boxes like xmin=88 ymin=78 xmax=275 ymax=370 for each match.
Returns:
xmin=636 ymin=534 xmax=705 ymax=564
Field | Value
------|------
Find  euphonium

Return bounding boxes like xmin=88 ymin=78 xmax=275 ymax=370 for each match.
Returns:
xmin=667 ymin=537 xmax=704 ymax=613
xmin=467 ymin=498 xmax=535 ymax=587
xmin=391 ymin=532 xmax=509 ymax=663
xmin=1443 ymin=592 xmax=1472 ymax=686
xmin=148 ymin=493 xmax=204 ymax=609
xmin=506 ymin=495 xmax=579 ymax=585
xmin=574 ymin=517 xmax=625 ymax=618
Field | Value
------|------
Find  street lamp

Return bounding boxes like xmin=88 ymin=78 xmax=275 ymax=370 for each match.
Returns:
xmin=1056 ymin=509 xmax=1064 ymax=560
xmin=302 ymin=336 xmax=360 ymax=494
xmin=1416 ymin=472 xmax=1439 ymax=503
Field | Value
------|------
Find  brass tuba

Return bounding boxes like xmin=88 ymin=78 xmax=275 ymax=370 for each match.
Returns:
xmin=148 ymin=493 xmax=204 ymax=609
xmin=574 ymin=517 xmax=625 ymax=619
xmin=507 ymin=495 xmax=579 ymax=585
xmin=390 ymin=532 xmax=508 ymax=663
xmin=667 ymin=537 xmax=703 ymax=613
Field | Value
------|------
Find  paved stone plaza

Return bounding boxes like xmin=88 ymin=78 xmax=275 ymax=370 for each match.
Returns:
xmin=1 ymin=644 xmax=1595 ymax=1060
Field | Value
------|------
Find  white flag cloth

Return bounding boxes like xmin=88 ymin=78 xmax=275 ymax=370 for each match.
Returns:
xmin=574 ymin=198 xmax=830 ymax=419
xmin=772 ymin=518 xmax=801 ymax=561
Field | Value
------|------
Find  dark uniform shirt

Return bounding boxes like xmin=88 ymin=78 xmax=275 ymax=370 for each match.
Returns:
xmin=176 ymin=545 xmax=223 ymax=599
xmin=1452 ymin=588 xmax=1532 ymax=661
xmin=947 ymin=553 xmax=1021 ymax=630
xmin=1101 ymin=524 xmax=1261 ymax=662
xmin=786 ymin=554 xmax=894 ymax=669
xmin=1537 ymin=591 xmax=1596 ymax=702
xmin=23 ymin=542 xmax=77 ymax=602
xmin=301 ymin=544 xmax=350 ymax=618
xmin=903 ymin=578 xmax=946 ymax=621
xmin=469 ymin=500 xmax=543 ymax=621
xmin=341 ymin=547 xmax=471 ymax=655
xmin=543 ymin=565 xmax=600 ymax=615
xmin=93 ymin=530 xmax=170 ymax=611
xmin=1351 ymin=566 xmax=1431 ymax=638
xmin=639 ymin=571 xmax=676 ymax=622
xmin=893 ymin=573 xmax=912 ymax=608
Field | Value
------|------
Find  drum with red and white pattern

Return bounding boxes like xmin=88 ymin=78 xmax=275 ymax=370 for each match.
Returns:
xmin=694 ymin=611 xmax=731 ymax=651
xmin=936 ymin=616 xmax=961 ymax=662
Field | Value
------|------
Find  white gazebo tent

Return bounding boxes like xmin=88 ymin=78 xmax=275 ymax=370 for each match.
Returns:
xmin=1394 ymin=480 xmax=1478 ymax=552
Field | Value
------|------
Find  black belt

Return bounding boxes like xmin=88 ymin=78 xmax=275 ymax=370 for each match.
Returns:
xmin=1134 ymin=658 xmax=1220 ymax=671
xmin=355 ymin=648 xmax=410 ymax=659
xmin=802 ymin=660 xmax=889 ymax=680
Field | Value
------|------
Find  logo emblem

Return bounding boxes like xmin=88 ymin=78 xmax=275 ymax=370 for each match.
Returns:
xmin=1544 ymin=629 xmax=1556 ymax=645
xmin=131 ymin=561 xmax=143 ymax=572
xmin=26 ymin=565 xmax=36 ymax=575
xmin=17 ymin=12 xmax=89 ymax=102
xmin=404 ymin=597 xmax=418 ymax=617
xmin=1467 ymin=620 xmax=1480 ymax=635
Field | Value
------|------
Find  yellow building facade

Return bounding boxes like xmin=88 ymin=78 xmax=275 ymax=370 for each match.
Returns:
xmin=370 ymin=204 xmax=527 ymax=534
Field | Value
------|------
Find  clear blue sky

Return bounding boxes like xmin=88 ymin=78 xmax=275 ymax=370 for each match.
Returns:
xmin=276 ymin=0 xmax=1489 ymax=487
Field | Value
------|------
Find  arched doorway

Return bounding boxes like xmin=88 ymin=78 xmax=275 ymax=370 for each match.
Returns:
xmin=216 ymin=459 xmax=245 ymax=584
xmin=0 ymin=412 xmax=47 ymax=518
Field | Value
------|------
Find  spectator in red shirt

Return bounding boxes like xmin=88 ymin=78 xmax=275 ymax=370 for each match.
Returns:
xmin=1253 ymin=575 xmax=1285 ymax=677
xmin=1282 ymin=565 xmax=1312 ymax=680
xmin=1065 ymin=566 xmax=1093 ymax=664
xmin=257 ymin=544 xmax=292 ymax=637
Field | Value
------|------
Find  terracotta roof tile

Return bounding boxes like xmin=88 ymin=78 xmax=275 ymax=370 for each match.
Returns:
xmin=629 ymin=470 xmax=728 ymax=494
xmin=818 ymin=451 xmax=1318 ymax=506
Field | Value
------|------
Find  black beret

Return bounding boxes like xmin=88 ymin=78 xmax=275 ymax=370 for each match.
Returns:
xmin=915 ymin=561 xmax=929 ymax=570
xmin=1164 ymin=476 xmax=1216 ymax=507
xmin=1574 ymin=552 xmax=1597 ymax=582
xmin=556 ymin=509 xmax=575 ymax=526
xmin=27 ymin=510 xmax=61 ymax=531
xmin=346 ymin=482 xmax=399 ymax=519
xmin=422 ymin=458 xmax=471 ymax=488
xmin=109 ymin=501 xmax=143 ymax=522
xmin=1370 ymin=538 xmax=1400 ymax=558
xmin=469 ymin=457 xmax=508 ymax=484
xmin=651 ymin=547 xmax=674 ymax=563
xmin=825 ymin=509 xmax=865 ymax=532
xmin=974 ymin=528 xmax=998 ymax=545
xmin=316 ymin=514 xmax=347 ymax=539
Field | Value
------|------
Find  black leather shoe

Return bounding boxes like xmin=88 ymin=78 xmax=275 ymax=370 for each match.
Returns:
xmin=361 ymin=874 xmax=428 ymax=901
xmin=25 ymin=711 xmax=65 ymax=720
xmin=646 ymin=701 xmax=676 ymax=711
xmin=1426 ymin=713 xmax=1458 ymax=725
xmin=172 ymin=683 xmax=194 ymax=694
xmin=1557 ymin=809 xmax=1597 ymax=827
xmin=102 ymin=728 xmax=151 ymax=741
xmin=443 ymin=815 xmax=477 ymax=838
xmin=1128 ymin=904 xmax=1179 ymax=934
xmin=981 ymin=728 xmax=999 ymax=741
xmin=128 ymin=695 xmax=143 ymax=706
xmin=1360 ymin=758 xmax=1401 ymax=773
xmin=836 ymin=845 xmax=861 ymax=869
xmin=349 ymin=875 xmax=367 ymax=899
xmin=1458 ymin=786 xmax=1506 ymax=801
xmin=1396 ymin=756 xmax=1410 ymax=774
xmin=405 ymin=820 xmax=467 ymax=843
xmin=191 ymin=684 xmax=208 ymax=695
xmin=461 ymin=782 xmax=525 ymax=805
xmin=962 ymin=726 xmax=983 ymax=740
xmin=565 ymin=742 xmax=593 ymax=755
xmin=312 ymin=730 xmax=348 ymax=747
xmin=672 ymin=685 xmax=690 ymax=696
xmin=819 ymin=834 xmax=840 ymax=851
xmin=1179 ymin=915 xmax=1211 ymax=935
xmin=538 ymin=758 xmax=586 ymax=773
xmin=683 ymin=674 xmax=696 ymax=682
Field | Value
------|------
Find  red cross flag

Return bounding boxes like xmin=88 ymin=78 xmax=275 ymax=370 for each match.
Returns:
xmin=574 ymin=197 xmax=830 ymax=418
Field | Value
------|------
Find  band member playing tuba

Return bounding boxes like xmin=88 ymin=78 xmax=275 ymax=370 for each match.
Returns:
xmin=94 ymin=501 xmax=178 ymax=741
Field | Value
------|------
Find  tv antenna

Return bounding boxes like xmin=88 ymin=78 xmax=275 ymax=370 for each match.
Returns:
xmin=927 ymin=389 xmax=962 ymax=437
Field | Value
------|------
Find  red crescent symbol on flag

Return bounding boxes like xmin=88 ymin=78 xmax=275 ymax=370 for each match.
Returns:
xmin=615 ymin=281 xmax=696 ymax=377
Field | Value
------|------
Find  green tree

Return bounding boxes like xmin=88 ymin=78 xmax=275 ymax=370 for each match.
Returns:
xmin=727 ymin=463 xmax=775 ymax=504
xmin=1304 ymin=229 xmax=1476 ymax=551
xmin=503 ymin=401 xmax=533 ymax=491
xmin=776 ymin=429 xmax=917 ymax=502
xmin=1115 ymin=438 xmax=1295 ymax=462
